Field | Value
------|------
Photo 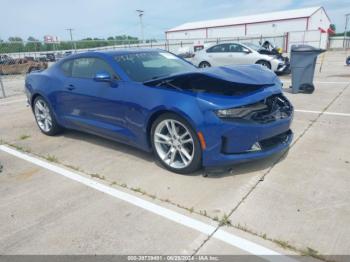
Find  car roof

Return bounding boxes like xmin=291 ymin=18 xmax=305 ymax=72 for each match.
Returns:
xmin=204 ymin=42 xmax=241 ymax=50
xmin=65 ymin=48 xmax=163 ymax=59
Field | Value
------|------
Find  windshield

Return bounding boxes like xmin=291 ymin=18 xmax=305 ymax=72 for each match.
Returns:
xmin=114 ymin=51 xmax=195 ymax=82
xmin=242 ymin=43 xmax=261 ymax=51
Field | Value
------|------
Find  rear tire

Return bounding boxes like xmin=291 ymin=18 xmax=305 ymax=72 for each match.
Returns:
xmin=151 ymin=113 xmax=202 ymax=174
xmin=199 ymin=61 xmax=211 ymax=68
xmin=33 ymin=96 xmax=63 ymax=136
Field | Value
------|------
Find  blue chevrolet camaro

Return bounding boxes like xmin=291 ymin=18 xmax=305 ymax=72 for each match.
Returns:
xmin=25 ymin=49 xmax=293 ymax=174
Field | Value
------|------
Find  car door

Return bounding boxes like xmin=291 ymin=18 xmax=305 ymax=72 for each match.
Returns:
xmin=227 ymin=43 xmax=256 ymax=65
xmin=56 ymin=57 xmax=131 ymax=142
xmin=205 ymin=44 xmax=230 ymax=66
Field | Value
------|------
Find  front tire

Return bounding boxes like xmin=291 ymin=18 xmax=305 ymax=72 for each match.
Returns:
xmin=151 ymin=113 xmax=202 ymax=174
xmin=256 ymin=60 xmax=271 ymax=70
xmin=33 ymin=96 xmax=62 ymax=136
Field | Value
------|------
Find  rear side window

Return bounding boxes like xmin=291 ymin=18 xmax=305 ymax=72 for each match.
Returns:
xmin=61 ymin=60 xmax=72 ymax=76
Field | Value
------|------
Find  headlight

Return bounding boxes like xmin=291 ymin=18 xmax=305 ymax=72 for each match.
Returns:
xmin=215 ymin=103 xmax=268 ymax=119
xmin=216 ymin=108 xmax=252 ymax=118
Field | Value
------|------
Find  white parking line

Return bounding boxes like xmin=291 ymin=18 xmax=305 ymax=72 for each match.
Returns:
xmin=0 ymin=145 xmax=297 ymax=262
xmin=0 ymin=98 xmax=26 ymax=106
xmin=295 ymin=109 xmax=350 ymax=117
xmin=282 ymin=80 xmax=349 ymax=84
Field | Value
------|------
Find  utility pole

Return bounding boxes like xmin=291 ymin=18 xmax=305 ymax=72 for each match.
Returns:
xmin=344 ymin=13 xmax=350 ymax=49
xmin=66 ymin=28 xmax=76 ymax=52
xmin=136 ymin=10 xmax=144 ymax=43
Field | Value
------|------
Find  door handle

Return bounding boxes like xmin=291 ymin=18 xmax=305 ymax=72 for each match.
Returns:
xmin=66 ymin=84 xmax=75 ymax=91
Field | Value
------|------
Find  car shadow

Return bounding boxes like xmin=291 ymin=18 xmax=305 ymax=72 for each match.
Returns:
xmin=203 ymin=149 xmax=290 ymax=178
xmin=60 ymin=129 xmax=155 ymax=162
xmin=58 ymin=129 xmax=290 ymax=179
xmin=282 ymin=87 xmax=295 ymax=94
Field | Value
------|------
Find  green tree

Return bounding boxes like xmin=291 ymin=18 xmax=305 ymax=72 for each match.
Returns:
xmin=6 ymin=36 xmax=24 ymax=53
xmin=26 ymin=36 xmax=41 ymax=52
xmin=330 ymin=24 xmax=336 ymax=32
xmin=8 ymin=36 xmax=23 ymax=42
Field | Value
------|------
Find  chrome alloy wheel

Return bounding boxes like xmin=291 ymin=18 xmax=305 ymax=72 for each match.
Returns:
xmin=34 ymin=99 xmax=52 ymax=132
xmin=154 ymin=119 xmax=194 ymax=169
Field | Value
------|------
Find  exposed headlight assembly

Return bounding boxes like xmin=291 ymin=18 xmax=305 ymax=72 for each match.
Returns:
xmin=215 ymin=103 xmax=268 ymax=119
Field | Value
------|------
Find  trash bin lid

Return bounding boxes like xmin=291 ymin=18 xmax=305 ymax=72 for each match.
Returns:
xmin=291 ymin=44 xmax=325 ymax=53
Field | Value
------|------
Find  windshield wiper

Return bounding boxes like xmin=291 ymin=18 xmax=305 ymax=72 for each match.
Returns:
xmin=156 ymin=79 xmax=183 ymax=91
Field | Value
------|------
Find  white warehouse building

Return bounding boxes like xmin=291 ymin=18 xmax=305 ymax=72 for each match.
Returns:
xmin=166 ymin=6 xmax=332 ymax=51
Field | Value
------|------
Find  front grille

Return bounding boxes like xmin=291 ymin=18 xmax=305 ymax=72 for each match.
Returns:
xmin=277 ymin=64 xmax=284 ymax=70
xmin=250 ymin=94 xmax=293 ymax=124
xmin=259 ymin=130 xmax=292 ymax=150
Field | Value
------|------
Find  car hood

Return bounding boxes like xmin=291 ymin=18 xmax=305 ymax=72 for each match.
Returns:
xmin=198 ymin=64 xmax=277 ymax=85
xmin=144 ymin=64 xmax=277 ymax=87
xmin=144 ymin=65 xmax=282 ymax=108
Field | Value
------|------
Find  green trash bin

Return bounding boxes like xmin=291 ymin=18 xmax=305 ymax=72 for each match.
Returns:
xmin=290 ymin=45 xmax=325 ymax=94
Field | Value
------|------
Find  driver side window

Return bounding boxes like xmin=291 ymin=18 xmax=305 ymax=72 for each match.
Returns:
xmin=207 ymin=44 xmax=229 ymax=53
xmin=62 ymin=57 xmax=119 ymax=79
xmin=228 ymin=44 xmax=244 ymax=52
xmin=90 ymin=58 xmax=118 ymax=79
xmin=71 ymin=58 xmax=94 ymax=78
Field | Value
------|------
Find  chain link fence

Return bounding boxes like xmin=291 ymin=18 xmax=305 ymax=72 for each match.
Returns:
xmin=0 ymin=76 xmax=5 ymax=98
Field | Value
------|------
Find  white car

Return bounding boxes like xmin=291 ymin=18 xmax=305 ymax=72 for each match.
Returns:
xmin=191 ymin=42 xmax=286 ymax=73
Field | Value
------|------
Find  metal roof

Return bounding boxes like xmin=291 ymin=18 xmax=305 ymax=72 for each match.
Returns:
xmin=167 ymin=6 xmax=322 ymax=32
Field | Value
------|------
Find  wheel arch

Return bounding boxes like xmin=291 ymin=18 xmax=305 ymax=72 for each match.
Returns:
xmin=30 ymin=92 xmax=48 ymax=108
xmin=30 ymin=92 xmax=59 ymax=122
xmin=199 ymin=61 xmax=211 ymax=67
xmin=145 ymin=108 xmax=199 ymax=149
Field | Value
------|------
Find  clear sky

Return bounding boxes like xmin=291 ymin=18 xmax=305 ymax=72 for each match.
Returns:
xmin=0 ymin=0 xmax=348 ymax=41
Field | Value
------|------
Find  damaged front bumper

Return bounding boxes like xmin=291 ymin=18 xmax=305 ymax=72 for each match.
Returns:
xmin=203 ymin=130 xmax=293 ymax=167
xmin=203 ymin=129 xmax=293 ymax=168
xmin=275 ymin=62 xmax=291 ymax=74
xmin=201 ymin=94 xmax=294 ymax=167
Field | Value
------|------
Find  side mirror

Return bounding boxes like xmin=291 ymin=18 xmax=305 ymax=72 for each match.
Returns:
xmin=243 ymin=48 xmax=252 ymax=54
xmin=94 ymin=71 xmax=111 ymax=82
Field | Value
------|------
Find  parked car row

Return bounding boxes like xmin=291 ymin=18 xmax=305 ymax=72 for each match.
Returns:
xmin=0 ymin=50 xmax=76 ymax=75
xmin=37 ymin=51 xmax=73 ymax=62
xmin=0 ymin=56 xmax=48 ymax=75
xmin=178 ymin=42 xmax=290 ymax=75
